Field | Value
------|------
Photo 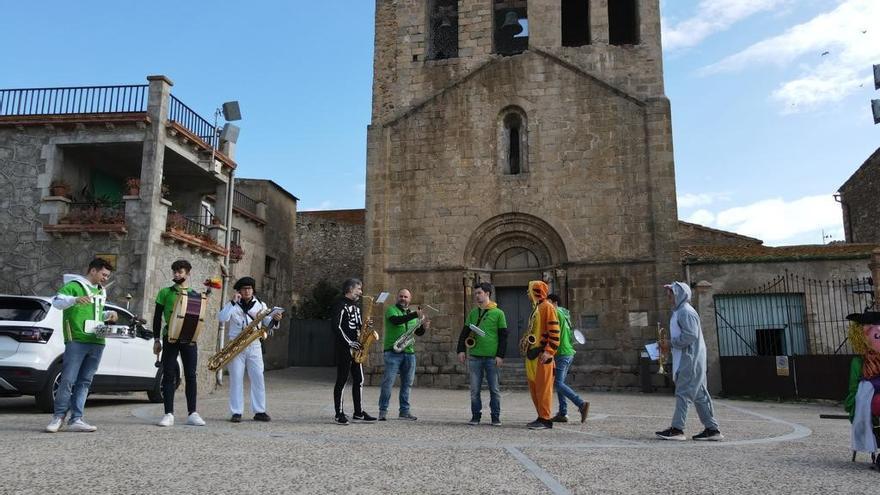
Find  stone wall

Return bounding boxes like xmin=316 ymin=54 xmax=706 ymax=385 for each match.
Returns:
xmin=839 ymin=147 xmax=880 ymax=243
xmin=292 ymin=210 xmax=365 ymax=305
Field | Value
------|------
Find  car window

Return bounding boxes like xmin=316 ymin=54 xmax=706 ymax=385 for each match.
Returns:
xmin=0 ymin=297 xmax=50 ymax=322
xmin=106 ymin=305 xmax=132 ymax=326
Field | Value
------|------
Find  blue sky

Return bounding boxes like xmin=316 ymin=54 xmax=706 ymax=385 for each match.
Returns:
xmin=2 ymin=0 xmax=878 ymax=246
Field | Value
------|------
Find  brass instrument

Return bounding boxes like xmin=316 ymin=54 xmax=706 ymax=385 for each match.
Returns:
xmin=352 ymin=295 xmax=380 ymax=364
xmin=519 ymin=334 xmax=537 ymax=357
xmin=392 ymin=305 xmax=434 ymax=353
xmin=207 ymin=306 xmax=275 ymax=371
xmin=657 ymin=322 xmax=667 ymax=375
xmin=464 ymin=323 xmax=486 ymax=349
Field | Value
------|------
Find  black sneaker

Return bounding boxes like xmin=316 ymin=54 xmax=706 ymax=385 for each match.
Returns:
xmin=656 ymin=427 xmax=686 ymax=441
xmin=550 ymin=414 xmax=568 ymax=423
xmin=579 ymin=402 xmax=590 ymax=423
xmin=527 ymin=419 xmax=552 ymax=430
xmin=335 ymin=413 xmax=349 ymax=425
xmin=398 ymin=412 xmax=417 ymax=421
xmin=352 ymin=411 xmax=377 ymax=422
xmin=253 ymin=412 xmax=271 ymax=422
xmin=378 ymin=411 xmax=387 ymax=421
xmin=491 ymin=416 xmax=502 ymax=427
xmin=230 ymin=414 xmax=242 ymax=423
xmin=467 ymin=415 xmax=481 ymax=426
xmin=692 ymin=428 xmax=723 ymax=441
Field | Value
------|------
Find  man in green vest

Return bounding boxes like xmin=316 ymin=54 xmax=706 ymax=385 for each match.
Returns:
xmin=548 ymin=293 xmax=589 ymax=423
xmin=456 ymin=282 xmax=508 ymax=426
xmin=45 ymin=257 xmax=117 ymax=433
xmin=378 ymin=288 xmax=429 ymax=421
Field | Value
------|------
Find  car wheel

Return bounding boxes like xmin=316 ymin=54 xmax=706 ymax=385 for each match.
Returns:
xmin=35 ymin=361 xmax=62 ymax=413
xmin=147 ymin=368 xmax=163 ymax=403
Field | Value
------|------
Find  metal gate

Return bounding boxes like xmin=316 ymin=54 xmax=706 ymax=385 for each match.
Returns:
xmin=714 ymin=272 xmax=873 ymax=399
xmin=288 ymin=319 xmax=336 ymax=366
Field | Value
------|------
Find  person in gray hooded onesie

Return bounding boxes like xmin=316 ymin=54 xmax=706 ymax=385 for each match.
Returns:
xmin=656 ymin=282 xmax=723 ymax=441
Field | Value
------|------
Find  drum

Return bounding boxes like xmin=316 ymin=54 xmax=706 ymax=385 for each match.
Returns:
xmin=167 ymin=289 xmax=207 ymax=344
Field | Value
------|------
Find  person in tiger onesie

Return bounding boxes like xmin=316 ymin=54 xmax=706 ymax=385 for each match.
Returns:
xmin=523 ymin=280 xmax=560 ymax=430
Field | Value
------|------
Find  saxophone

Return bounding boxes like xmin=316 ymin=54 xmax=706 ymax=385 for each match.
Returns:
xmin=352 ymin=295 xmax=379 ymax=364
xmin=519 ymin=309 xmax=538 ymax=357
xmin=207 ymin=306 xmax=275 ymax=371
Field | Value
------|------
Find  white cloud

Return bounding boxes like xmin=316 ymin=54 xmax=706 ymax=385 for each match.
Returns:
xmin=662 ymin=0 xmax=790 ymax=50
xmin=685 ymin=209 xmax=716 ymax=225
xmin=700 ymin=0 xmax=880 ymax=111
xmin=300 ymin=200 xmax=335 ymax=211
xmin=677 ymin=191 xmax=731 ymax=208
xmin=687 ymin=194 xmax=843 ymax=244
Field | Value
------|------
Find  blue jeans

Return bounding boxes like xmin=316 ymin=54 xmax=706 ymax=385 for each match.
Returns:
xmin=555 ymin=355 xmax=585 ymax=416
xmin=468 ymin=356 xmax=500 ymax=419
xmin=378 ymin=351 xmax=416 ymax=415
xmin=54 ymin=341 xmax=104 ymax=421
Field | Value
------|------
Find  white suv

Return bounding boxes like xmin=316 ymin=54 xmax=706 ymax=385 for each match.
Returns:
xmin=0 ymin=295 xmax=165 ymax=412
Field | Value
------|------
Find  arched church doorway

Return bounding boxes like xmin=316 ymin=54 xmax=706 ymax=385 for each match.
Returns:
xmin=463 ymin=213 xmax=569 ymax=359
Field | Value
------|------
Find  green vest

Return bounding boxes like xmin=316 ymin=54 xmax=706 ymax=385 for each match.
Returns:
xmin=58 ymin=280 xmax=106 ymax=345
xmin=383 ymin=304 xmax=419 ymax=354
xmin=556 ymin=306 xmax=575 ymax=357
xmin=465 ymin=306 xmax=507 ymax=357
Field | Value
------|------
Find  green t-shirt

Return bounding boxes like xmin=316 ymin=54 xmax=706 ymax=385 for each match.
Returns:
xmin=383 ymin=304 xmax=420 ymax=354
xmin=58 ymin=280 xmax=106 ymax=345
xmin=155 ymin=285 xmax=188 ymax=338
xmin=556 ymin=306 xmax=575 ymax=357
xmin=465 ymin=306 xmax=507 ymax=358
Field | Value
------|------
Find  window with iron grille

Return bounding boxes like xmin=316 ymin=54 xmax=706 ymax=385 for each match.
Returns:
xmin=427 ymin=0 xmax=459 ymax=60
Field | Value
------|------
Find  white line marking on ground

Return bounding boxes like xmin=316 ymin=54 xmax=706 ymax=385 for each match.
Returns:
xmin=713 ymin=401 xmax=813 ymax=446
xmin=505 ymin=446 xmax=571 ymax=495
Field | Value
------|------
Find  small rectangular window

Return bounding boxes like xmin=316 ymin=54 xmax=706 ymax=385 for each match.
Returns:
xmin=609 ymin=0 xmax=639 ymax=45
xmin=562 ymin=0 xmax=590 ymax=47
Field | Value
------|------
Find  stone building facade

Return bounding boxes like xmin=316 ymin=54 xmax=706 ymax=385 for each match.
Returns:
xmin=838 ymin=147 xmax=880 ymax=243
xmin=0 ymin=75 xmax=298 ymax=388
xmin=364 ymin=0 xmax=679 ymax=389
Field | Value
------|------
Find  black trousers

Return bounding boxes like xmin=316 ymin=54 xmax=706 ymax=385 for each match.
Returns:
xmin=161 ymin=338 xmax=198 ymax=415
xmin=333 ymin=346 xmax=364 ymax=416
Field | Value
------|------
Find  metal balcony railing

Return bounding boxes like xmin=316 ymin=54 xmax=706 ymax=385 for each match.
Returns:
xmin=234 ymin=190 xmax=259 ymax=216
xmin=168 ymin=95 xmax=218 ymax=149
xmin=0 ymin=85 xmax=149 ymax=117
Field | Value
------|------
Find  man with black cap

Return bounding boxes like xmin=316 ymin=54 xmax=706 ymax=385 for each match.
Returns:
xmin=218 ymin=276 xmax=283 ymax=422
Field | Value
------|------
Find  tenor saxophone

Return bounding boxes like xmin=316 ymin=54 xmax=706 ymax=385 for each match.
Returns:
xmin=207 ymin=306 xmax=274 ymax=371
xmin=352 ymin=295 xmax=379 ymax=364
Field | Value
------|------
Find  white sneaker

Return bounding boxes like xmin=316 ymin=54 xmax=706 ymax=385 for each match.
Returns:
xmin=158 ymin=413 xmax=174 ymax=427
xmin=45 ymin=416 xmax=64 ymax=433
xmin=186 ymin=412 xmax=206 ymax=426
xmin=67 ymin=419 xmax=97 ymax=432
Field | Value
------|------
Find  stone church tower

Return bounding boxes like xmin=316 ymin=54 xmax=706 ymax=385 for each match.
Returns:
xmin=364 ymin=0 xmax=680 ymax=389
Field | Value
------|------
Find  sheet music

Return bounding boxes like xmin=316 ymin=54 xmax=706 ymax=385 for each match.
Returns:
xmin=645 ymin=342 xmax=661 ymax=361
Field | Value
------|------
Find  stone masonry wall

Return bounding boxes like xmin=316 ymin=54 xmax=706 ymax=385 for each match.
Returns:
xmin=292 ymin=211 xmax=365 ymax=305
xmin=839 ymin=147 xmax=880 ymax=243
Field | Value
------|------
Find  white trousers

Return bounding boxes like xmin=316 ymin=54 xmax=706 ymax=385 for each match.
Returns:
xmin=228 ymin=342 xmax=266 ymax=415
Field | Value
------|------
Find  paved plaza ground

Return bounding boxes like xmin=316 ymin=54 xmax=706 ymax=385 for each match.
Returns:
xmin=1 ymin=367 xmax=877 ymax=494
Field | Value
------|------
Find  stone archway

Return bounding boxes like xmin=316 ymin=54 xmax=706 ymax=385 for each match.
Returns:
xmin=464 ymin=212 xmax=568 ymax=270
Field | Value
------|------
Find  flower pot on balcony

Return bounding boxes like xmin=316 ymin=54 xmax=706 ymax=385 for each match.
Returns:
xmin=49 ymin=180 xmax=70 ymax=197
xmin=124 ymin=177 xmax=140 ymax=196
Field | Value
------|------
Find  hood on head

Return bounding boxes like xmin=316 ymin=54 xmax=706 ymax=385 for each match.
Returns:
xmin=528 ymin=280 xmax=549 ymax=304
xmin=665 ymin=281 xmax=691 ymax=309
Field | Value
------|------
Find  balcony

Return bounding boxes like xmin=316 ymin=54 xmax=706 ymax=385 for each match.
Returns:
xmin=163 ymin=211 xmax=227 ymax=257
xmin=42 ymin=201 xmax=128 ymax=238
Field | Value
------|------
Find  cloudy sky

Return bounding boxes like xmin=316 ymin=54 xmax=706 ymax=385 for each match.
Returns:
xmin=2 ymin=1 xmax=878 ymax=246
xmin=662 ymin=0 xmax=879 ymax=245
